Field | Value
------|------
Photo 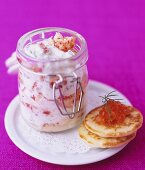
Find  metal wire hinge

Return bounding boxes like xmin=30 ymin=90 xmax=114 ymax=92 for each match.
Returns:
xmin=53 ymin=73 xmax=84 ymax=119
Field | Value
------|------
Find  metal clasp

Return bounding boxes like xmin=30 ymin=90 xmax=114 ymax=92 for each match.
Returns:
xmin=53 ymin=72 xmax=84 ymax=119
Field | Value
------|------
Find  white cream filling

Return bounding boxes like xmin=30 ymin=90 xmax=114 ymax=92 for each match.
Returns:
xmin=24 ymin=39 xmax=74 ymax=60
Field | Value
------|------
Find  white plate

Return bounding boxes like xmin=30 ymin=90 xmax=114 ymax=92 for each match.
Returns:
xmin=5 ymin=80 xmax=132 ymax=165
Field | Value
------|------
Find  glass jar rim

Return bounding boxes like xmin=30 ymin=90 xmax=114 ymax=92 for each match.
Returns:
xmin=17 ymin=27 xmax=87 ymax=63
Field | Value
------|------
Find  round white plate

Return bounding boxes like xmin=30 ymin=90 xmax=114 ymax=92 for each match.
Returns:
xmin=5 ymin=80 xmax=132 ymax=165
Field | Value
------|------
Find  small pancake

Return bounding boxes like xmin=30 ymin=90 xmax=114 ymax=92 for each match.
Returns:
xmin=79 ymin=123 xmax=136 ymax=148
xmin=84 ymin=106 xmax=143 ymax=137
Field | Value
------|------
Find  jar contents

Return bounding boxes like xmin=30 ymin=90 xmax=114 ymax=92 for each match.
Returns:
xmin=24 ymin=32 xmax=76 ymax=60
xmin=18 ymin=30 xmax=88 ymax=132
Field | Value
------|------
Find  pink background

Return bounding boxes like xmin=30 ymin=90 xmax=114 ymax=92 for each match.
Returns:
xmin=0 ymin=0 xmax=145 ymax=169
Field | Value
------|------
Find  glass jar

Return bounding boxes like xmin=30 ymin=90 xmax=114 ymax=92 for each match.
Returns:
xmin=16 ymin=27 xmax=88 ymax=132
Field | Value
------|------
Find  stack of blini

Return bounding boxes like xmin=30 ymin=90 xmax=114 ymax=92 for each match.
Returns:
xmin=79 ymin=101 xmax=143 ymax=148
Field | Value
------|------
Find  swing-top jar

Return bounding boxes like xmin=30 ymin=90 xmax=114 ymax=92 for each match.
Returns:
xmin=16 ymin=27 xmax=88 ymax=132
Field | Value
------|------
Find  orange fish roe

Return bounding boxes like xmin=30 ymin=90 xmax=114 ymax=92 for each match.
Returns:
xmin=96 ymin=100 xmax=132 ymax=127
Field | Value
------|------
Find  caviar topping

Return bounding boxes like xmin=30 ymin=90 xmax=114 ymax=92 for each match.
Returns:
xmin=96 ymin=92 xmax=132 ymax=127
